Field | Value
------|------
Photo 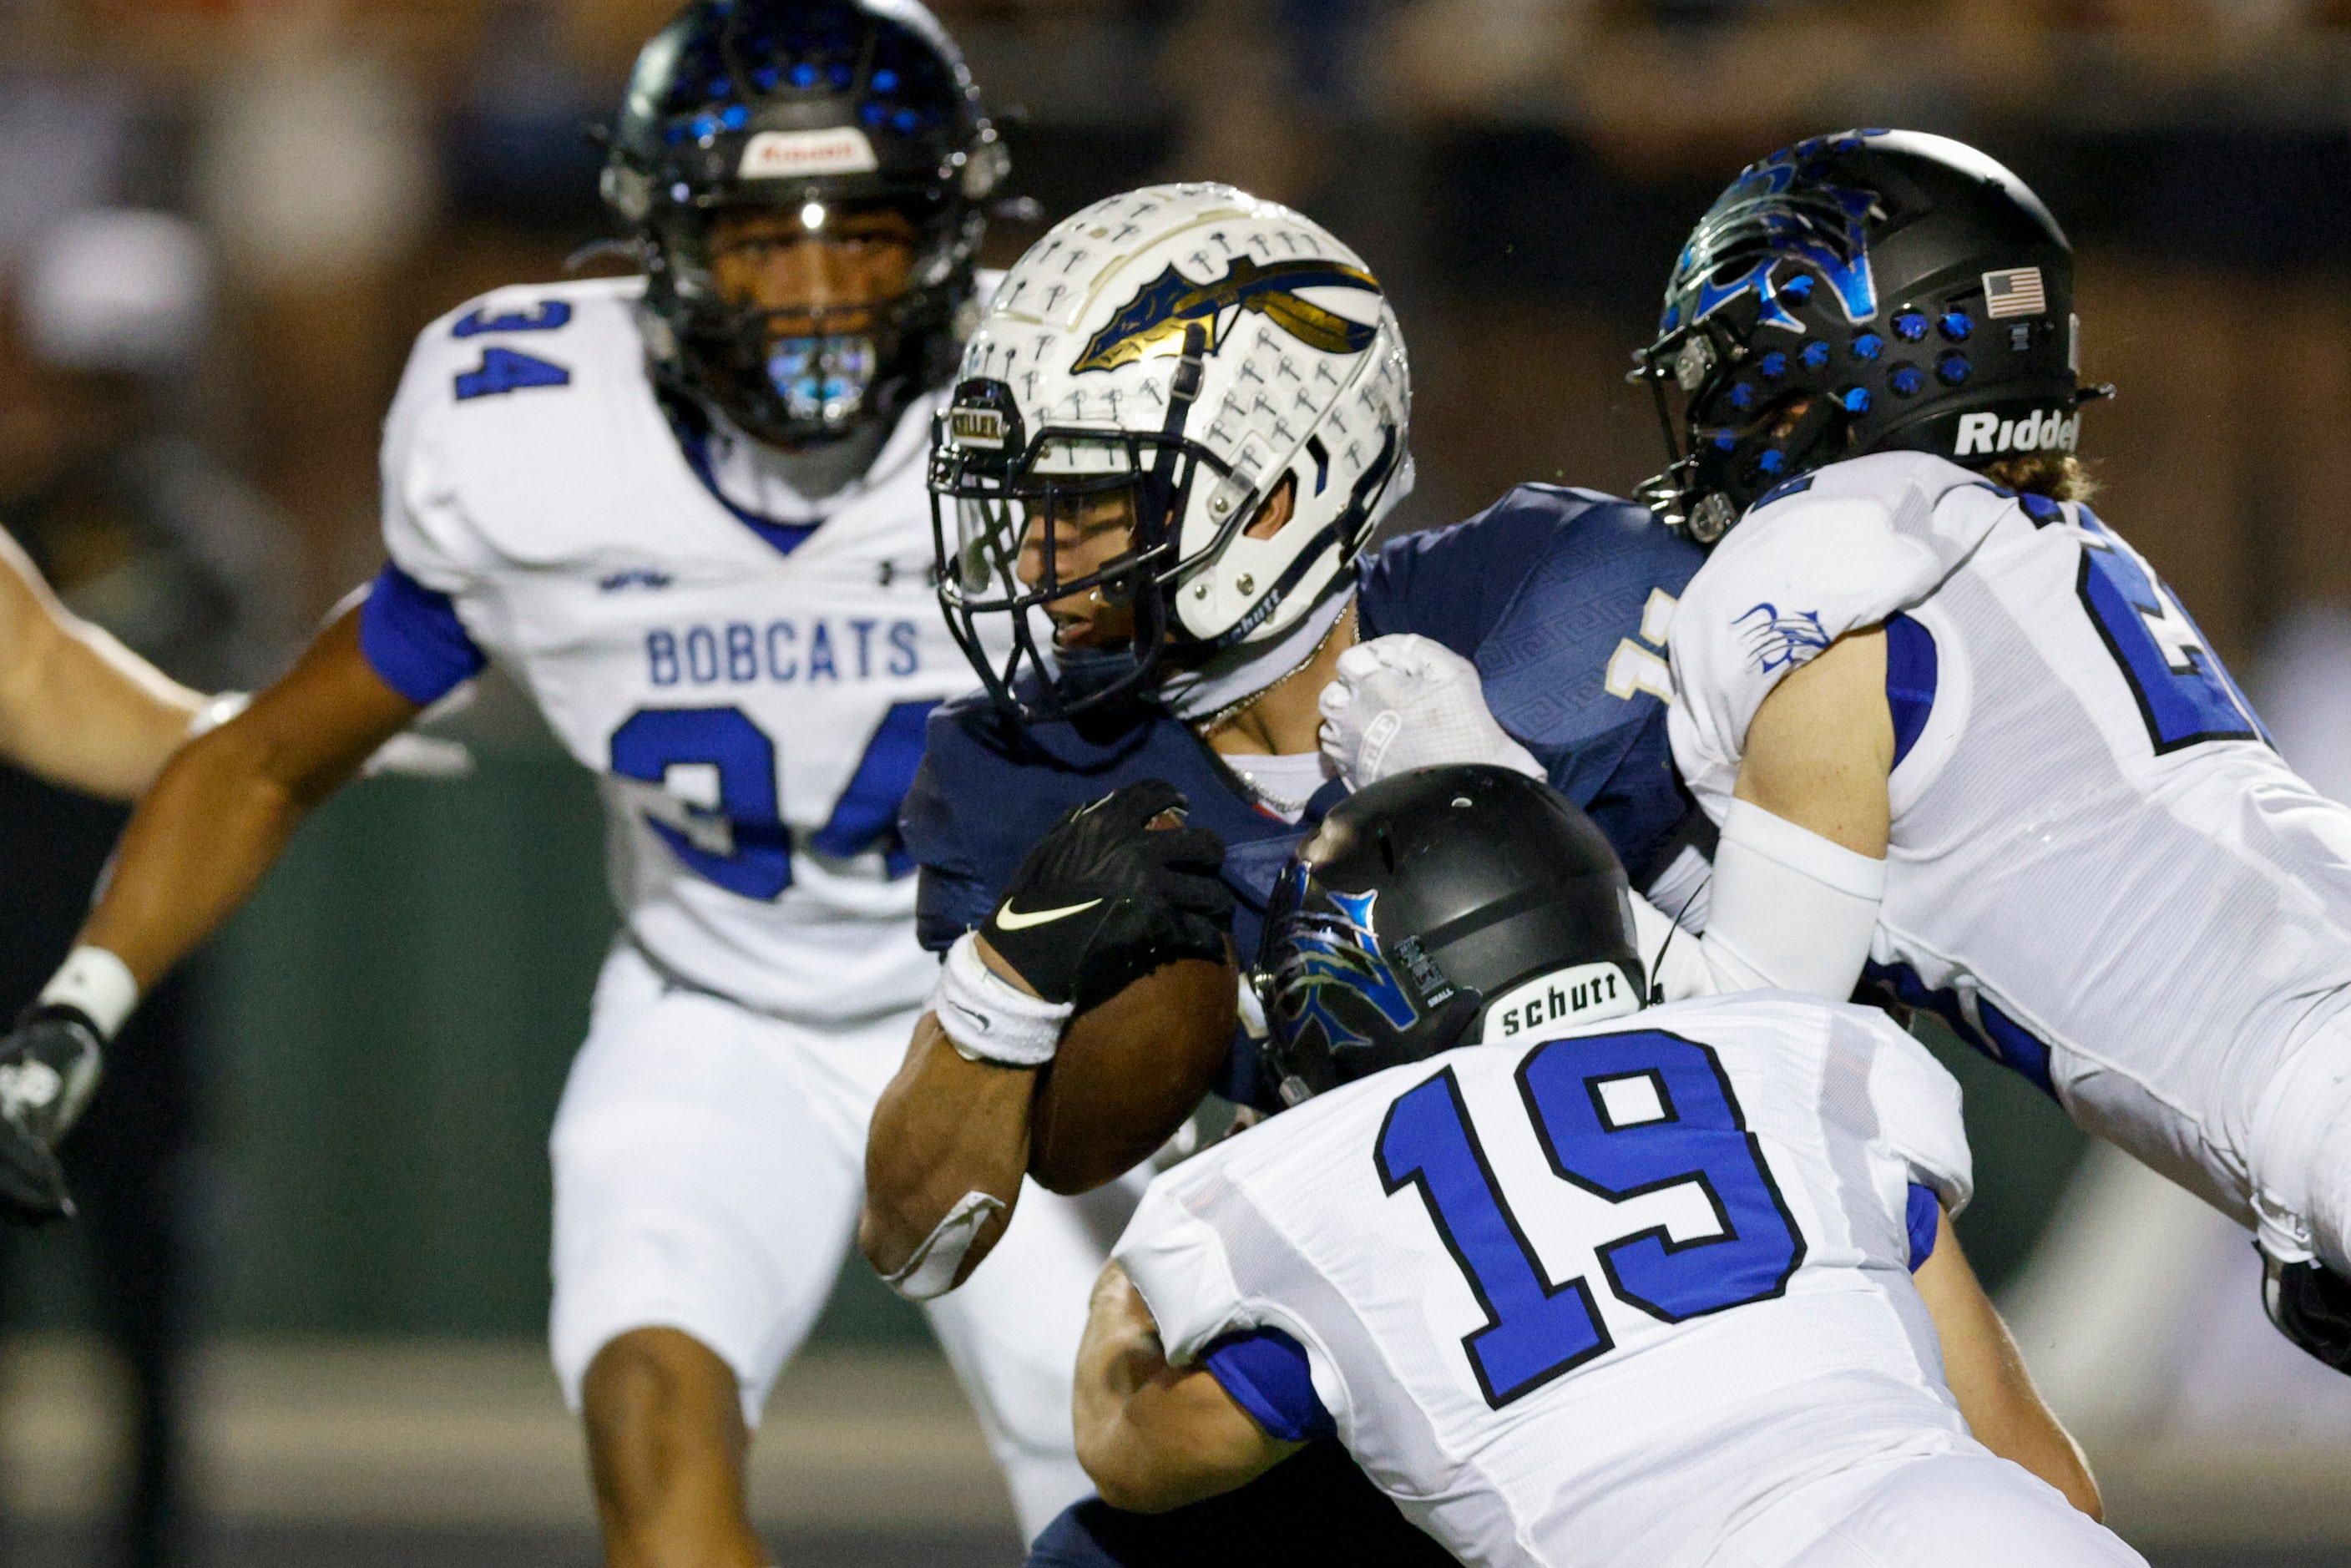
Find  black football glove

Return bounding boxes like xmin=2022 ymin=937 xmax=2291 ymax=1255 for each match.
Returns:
xmin=0 ymin=1004 xmax=104 ymax=1227
xmin=2264 ymin=1249 xmax=2351 ymax=1374
xmin=982 ymin=779 xmax=1234 ymax=1013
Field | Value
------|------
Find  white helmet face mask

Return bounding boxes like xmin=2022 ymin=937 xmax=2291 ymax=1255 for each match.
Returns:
xmin=928 ymin=182 xmax=1413 ymax=721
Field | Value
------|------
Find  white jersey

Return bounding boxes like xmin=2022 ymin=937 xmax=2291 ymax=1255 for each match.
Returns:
xmin=1669 ymin=451 xmax=2351 ymax=1219
xmin=1116 ymin=994 xmax=1978 ymax=1568
xmin=378 ymin=276 xmax=985 ymax=1023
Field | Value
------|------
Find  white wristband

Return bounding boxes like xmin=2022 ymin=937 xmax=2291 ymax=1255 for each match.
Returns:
xmin=930 ymin=932 xmax=1074 ymax=1067
xmin=38 ymin=947 xmax=139 ymax=1040
xmin=188 ymin=691 xmax=250 ymax=739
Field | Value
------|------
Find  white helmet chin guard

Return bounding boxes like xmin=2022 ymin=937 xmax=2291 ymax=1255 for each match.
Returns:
xmin=928 ymin=182 xmax=1413 ymax=721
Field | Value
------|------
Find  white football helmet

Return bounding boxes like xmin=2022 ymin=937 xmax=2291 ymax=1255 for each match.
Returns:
xmin=929 ymin=182 xmax=1413 ymax=720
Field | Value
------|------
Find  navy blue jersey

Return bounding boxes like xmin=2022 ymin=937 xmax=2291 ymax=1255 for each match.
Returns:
xmin=902 ymin=484 xmax=1702 ymax=1102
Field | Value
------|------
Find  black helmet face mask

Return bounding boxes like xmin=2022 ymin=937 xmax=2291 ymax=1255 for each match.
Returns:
xmin=658 ymin=194 xmax=968 ymax=440
xmin=602 ymin=0 xmax=1006 ymax=450
xmin=1633 ymin=129 xmax=2110 ymax=545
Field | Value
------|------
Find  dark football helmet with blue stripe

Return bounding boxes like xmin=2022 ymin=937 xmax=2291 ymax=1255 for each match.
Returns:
xmin=1636 ymin=129 xmax=2108 ymax=543
xmin=1256 ymin=766 xmax=1645 ymax=1106
xmin=602 ymin=0 xmax=1005 ymax=448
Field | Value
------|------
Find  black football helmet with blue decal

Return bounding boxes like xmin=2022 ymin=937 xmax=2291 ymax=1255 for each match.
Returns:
xmin=602 ymin=0 xmax=1005 ymax=448
xmin=1256 ymin=766 xmax=1644 ymax=1106
xmin=1635 ymin=129 xmax=2111 ymax=543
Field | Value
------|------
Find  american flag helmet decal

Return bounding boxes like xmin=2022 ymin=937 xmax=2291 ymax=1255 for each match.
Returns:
xmin=1982 ymin=266 xmax=2047 ymax=319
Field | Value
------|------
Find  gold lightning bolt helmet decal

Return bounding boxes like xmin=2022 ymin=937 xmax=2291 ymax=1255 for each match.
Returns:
xmin=1072 ymin=255 xmax=1382 ymax=375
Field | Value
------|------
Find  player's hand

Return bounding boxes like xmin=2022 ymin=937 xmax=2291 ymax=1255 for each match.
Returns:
xmin=983 ymin=780 xmax=1233 ymax=1012
xmin=0 ymin=1005 xmax=104 ymax=1226
xmin=1317 ymin=634 xmax=1545 ymax=789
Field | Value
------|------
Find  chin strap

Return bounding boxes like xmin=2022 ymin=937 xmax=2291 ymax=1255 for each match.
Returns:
xmin=1161 ymin=585 xmax=1355 ymax=726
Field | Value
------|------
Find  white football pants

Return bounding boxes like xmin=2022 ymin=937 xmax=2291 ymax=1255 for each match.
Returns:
xmin=1729 ymin=1451 xmax=2145 ymax=1568
xmin=549 ymin=943 xmax=1121 ymax=1539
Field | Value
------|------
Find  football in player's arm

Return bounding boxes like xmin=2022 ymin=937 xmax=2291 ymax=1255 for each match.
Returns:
xmin=1074 ymin=768 xmax=2127 ymax=1566
xmin=862 ymin=185 xmax=1714 ymax=1304
xmin=0 ymin=5 xmax=1119 ymax=1563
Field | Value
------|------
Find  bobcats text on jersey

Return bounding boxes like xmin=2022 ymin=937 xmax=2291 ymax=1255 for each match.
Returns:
xmin=359 ymin=276 xmax=996 ymax=1022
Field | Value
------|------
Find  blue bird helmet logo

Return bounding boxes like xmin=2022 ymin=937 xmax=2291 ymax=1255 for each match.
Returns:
xmin=1665 ymin=135 xmax=1886 ymax=336
xmin=1268 ymin=879 xmax=1420 ymax=1056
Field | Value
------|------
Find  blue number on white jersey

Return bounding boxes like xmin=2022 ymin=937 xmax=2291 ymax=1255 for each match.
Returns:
xmin=451 ymin=300 xmax=575 ymax=402
xmin=1524 ymin=1029 xmax=1806 ymax=1320
xmin=1378 ymin=1028 xmax=1805 ymax=1409
xmin=608 ymin=699 xmax=939 ymax=901
xmin=453 ymin=301 xmax=574 ymax=336
xmin=2072 ymin=508 xmax=2267 ymax=754
xmin=1378 ymin=1067 xmax=1614 ymax=1406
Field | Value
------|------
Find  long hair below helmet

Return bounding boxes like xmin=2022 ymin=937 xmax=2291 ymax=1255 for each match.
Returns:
xmin=1256 ymin=766 xmax=1645 ymax=1105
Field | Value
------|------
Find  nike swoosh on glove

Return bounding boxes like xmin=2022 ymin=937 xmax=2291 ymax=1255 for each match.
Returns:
xmin=982 ymin=779 xmax=1235 ymax=1012
xmin=1317 ymin=633 xmax=1545 ymax=789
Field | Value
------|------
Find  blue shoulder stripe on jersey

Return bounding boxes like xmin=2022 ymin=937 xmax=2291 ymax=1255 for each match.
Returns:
xmin=1202 ymin=1327 xmax=1334 ymax=1443
xmin=1863 ymin=959 xmax=2060 ymax=1103
xmin=358 ymin=562 xmax=488 ymax=705
xmin=1884 ymin=613 xmax=1937 ymax=770
xmin=1978 ymin=999 xmax=2057 ymax=1099
xmin=1905 ymin=1181 xmax=1939 ymax=1273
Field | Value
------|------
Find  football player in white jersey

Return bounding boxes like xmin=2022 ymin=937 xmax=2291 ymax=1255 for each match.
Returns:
xmin=1079 ymin=765 xmax=2136 ymax=1567
xmin=0 ymin=3 xmax=1111 ymax=1561
xmin=1615 ymin=130 xmax=2351 ymax=1377
xmin=1322 ymin=129 xmax=2351 ymax=1382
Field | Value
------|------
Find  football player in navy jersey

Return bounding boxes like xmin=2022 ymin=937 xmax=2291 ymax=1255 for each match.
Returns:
xmin=857 ymin=184 xmax=1707 ymax=1565
xmin=0 ymin=6 xmax=1134 ymax=1564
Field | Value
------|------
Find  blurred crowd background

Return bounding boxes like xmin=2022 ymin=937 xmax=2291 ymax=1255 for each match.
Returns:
xmin=8 ymin=0 xmax=2351 ymax=1563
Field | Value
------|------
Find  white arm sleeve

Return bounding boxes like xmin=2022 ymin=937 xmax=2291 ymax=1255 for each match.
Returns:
xmin=1695 ymin=799 xmax=1884 ymax=1001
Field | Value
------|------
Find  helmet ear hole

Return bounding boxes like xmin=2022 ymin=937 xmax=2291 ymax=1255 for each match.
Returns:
xmin=1244 ymin=471 xmax=1298 ymax=542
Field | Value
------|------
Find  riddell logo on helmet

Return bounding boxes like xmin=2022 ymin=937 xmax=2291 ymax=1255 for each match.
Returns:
xmin=1954 ymin=409 xmax=2079 ymax=458
xmin=738 ymin=128 xmax=880 ymax=180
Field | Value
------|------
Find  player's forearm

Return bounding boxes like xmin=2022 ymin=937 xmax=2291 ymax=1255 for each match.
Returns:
xmin=858 ymin=1011 xmax=1034 ymax=1285
xmin=78 ymin=717 xmax=346 ymax=988
xmin=1914 ymin=1211 xmax=2102 ymax=1520
xmin=1074 ymin=1264 xmax=1297 ymax=1514
xmin=73 ymin=608 xmax=424 ymax=991
xmin=1944 ymin=1313 xmax=2101 ymax=1520
xmin=0 ymin=600 xmax=203 ymax=801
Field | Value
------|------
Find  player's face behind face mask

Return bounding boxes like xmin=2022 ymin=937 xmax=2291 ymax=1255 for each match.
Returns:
xmin=1009 ymin=478 xmax=1297 ymax=655
xmin=705 ymin=201 xmax=921 ymax=435
xmin=1014 ymin=485 xmax=1140 ymax=650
